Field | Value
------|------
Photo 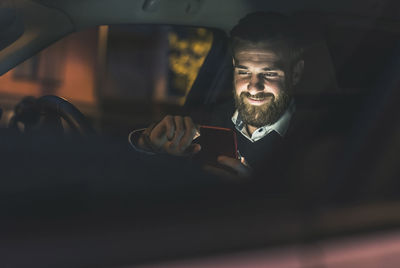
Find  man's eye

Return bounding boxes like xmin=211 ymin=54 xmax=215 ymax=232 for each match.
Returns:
xmin=238 ymin=71 xmax=251 ymax=75
xmin=264 ymin=72 xmax=278 ymax=78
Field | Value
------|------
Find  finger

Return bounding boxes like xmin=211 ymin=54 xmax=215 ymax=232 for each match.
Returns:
xmin=149 ymin=116 xmax=173 ymax=147
xmin=163 ymin=115 xmax=175 ymax=140
xmin=240 ymin=156 xmax=250 ymax=167
xmin=217 ymin=156 xmax=241 ymax=169
xmin=171 ymin=116 xmax=185 ymax=146
xmin=217 ymin=156 xmax=249 ymax=175
xmin=183 ymin=143 xmax=201 ymax=155
xmin=179 ymin=117 xmax=197 ymax=150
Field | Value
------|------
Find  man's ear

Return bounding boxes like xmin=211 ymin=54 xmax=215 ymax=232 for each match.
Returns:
xmin=292 ymin=60 xmax=304 ymax=86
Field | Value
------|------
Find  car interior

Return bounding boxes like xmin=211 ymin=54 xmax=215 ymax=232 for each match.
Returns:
xmin=1 ymin=0 xmax=400 ymax=267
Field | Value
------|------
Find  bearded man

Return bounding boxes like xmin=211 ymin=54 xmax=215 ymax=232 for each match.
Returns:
xmin=129 ymin=12 xmax=305 ymax=178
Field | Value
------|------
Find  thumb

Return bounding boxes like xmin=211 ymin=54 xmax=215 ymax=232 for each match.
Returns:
xmin=184 ymin=143 xmax=201 ymax=155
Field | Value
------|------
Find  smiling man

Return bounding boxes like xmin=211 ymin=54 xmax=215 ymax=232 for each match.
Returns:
xmin=232 ymin=40 xmax=302 ymax=138
xmin=129 ymin=12 xmax=304 ymax=178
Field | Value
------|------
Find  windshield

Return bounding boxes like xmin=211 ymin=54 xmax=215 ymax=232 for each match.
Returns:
xmin=0 ymin=25 xmax=213 ymax=136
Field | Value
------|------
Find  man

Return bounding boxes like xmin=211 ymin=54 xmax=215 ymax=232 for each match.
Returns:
xmin=129 ymin=12 xmax=304 ymax=178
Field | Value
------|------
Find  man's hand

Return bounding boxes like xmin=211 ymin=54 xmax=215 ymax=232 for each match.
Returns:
xmin=204 ymin=156 xmax=252 ymax=180
xmin=138 ymin=115 xmax=201 ymax=156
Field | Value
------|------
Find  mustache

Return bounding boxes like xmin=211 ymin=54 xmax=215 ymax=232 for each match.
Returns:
xmin=240 ymin=92 xmax=275 ymax=100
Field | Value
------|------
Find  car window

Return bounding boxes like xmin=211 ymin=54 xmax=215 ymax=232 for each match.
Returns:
xmin=0 ymin=9 xmax=399 ymax=268
xmin=0 ymin=25 xmax=213 ymax=135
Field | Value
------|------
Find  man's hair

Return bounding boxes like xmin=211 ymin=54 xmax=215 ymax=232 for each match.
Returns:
xmin=230 ymin=12 xmax=303 ymax=65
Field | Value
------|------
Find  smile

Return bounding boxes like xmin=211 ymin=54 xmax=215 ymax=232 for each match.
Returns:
xmin=245 ymin=95 xmax=272 ymax=105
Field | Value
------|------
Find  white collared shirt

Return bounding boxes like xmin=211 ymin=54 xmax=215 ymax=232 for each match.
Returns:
xmin=231 ymin=101 xmax=295 ymax=142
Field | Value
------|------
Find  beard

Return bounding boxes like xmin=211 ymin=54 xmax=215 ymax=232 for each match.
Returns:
xmin=234 ymin=90 xmax=292 ymax=128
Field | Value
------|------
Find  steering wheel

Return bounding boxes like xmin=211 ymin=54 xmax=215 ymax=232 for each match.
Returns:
xmin=9 ymin=95 xmax=95 ymax=137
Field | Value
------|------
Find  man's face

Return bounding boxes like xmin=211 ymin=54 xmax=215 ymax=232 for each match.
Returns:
xmin=233 ymin=42 xmax=294 ymax=128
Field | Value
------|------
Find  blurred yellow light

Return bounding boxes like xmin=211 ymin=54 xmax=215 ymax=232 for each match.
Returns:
xmin=168 ymin=28 xmax=213 ymax=105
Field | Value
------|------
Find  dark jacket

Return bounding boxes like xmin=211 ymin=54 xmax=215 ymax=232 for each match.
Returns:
xmin=202 ymin=98 xmax=342 ymax=197
xmin=207 ymin=99 xmax=284 ymax=169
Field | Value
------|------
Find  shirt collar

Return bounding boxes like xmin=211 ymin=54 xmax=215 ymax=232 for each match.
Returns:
xmin=231 ymin=101 xmax=295 ymax=142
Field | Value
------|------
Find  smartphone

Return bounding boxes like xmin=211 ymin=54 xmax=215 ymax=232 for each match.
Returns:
xmin=193 ymin=125 xmax=238 ymax=165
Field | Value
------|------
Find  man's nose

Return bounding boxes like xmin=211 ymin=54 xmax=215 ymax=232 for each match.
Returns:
xmin=247 ymin=73 xmax=264 ymax=92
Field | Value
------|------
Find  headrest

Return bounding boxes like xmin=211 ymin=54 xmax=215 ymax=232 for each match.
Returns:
xmin=293 ymin=15 xmax=339 ymax=96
